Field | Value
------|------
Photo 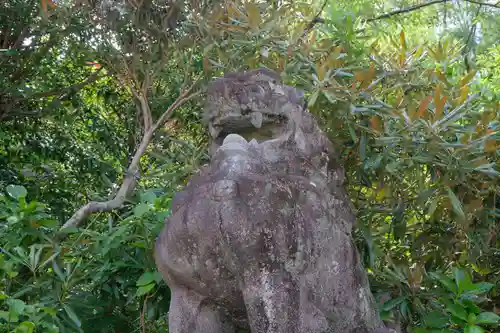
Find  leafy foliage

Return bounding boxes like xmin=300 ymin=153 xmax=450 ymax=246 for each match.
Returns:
xmin=0 ymin=0 xmax=498 ymax=332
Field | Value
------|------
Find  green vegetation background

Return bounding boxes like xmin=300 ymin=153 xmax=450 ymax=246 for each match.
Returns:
xmin=0 ymin=0 xmax=498 ymax=332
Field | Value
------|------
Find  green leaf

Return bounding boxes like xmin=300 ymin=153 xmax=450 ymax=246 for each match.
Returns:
xmin=15 ymin=321 xmax=35 ymax=333
xmin=59 ymin=227 xmax=79 ymax=234
xmin=7 ymin=310 xmax=19 ymax=322
xmin=423 ymin=310 xmax=449 ymax=328
xmin=308 ymin=90 xmax=320 ymax=107
xmin=133 ymin=203 xmax=151 ymax=217
xmin=154 ymin=271 xmax=163 ymax=283
xmin=39 ymin=219 xmax=58 ymax=227
xmin=41 ymin=306 xmax=57 ymax=317
xmin=63 ymin=304 xmax=81 ymax=328
xmin=427 ymin=197 xmax=439 ymax=218
xmin=322 ymin=91 xmax=337 ymax=103
xmin=476 ymin=312 xmax=500 ymax=325
xmin=382 ymin=296 xmax=406 ymax=311
xmin=453 ymin=267 xmax=474 ymax=294
xmin=466 ymin=282 xmax=494 ymax=295
xmin=136 ymin=283 xmax=155 ymax=297
xmin=0 ymin=311 xmax=10 ymax=321
xmin=378 ymin=310 xmax=392 ymax=321
xmin=446 ymin=303 xmax=468 ymax=322
xmin=447 ymin=187 xmax=465 ymax=222
xmin=430 ymin=272 xmax=458 ymax=294
xmin=468 ymin=312 xmax=477 ymax=324
xmin=347 ymin=123 xmax=357 ymax=143
xmin=7 ymin=271 xmax=19 ymax=278
xmin=52 ymin=262 xmax=66 ymax=282
xmin=462 ymin=299 xmax=481 ymax=314
xmin=465 ymin=324 xmax=484 ymax=333
xmin=6 ymin=185 xmax=27 ymax=200
xmin=141 ymin=191 xmax=157 ymax=204
xmin=412 ymin=329 xmax=426 ymax=333
xmin=359 ymin=131 xmax=367 ymax=161
xmin=7 ymin=216 xmax=19 ymax=223
xmin=7 ymin=299 xmax=26 ymax=316
xmin=136 ymin=272 xmax=156 ymax=286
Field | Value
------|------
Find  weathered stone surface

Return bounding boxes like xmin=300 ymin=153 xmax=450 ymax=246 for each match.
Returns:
xmin=155 ymin=68 xmax=393 ymax=333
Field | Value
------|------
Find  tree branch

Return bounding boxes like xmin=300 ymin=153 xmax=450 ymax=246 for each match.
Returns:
xmin=299 ymin=0 xmax=328 ymax=41
xmin=140 ymin=71 xmax=153 ymax=130
xmin=59 ymin=78 xmax=201 ymax=232
xmin=366 ymin=0 xmax=445 ymax=22
xmin=464 ymin=0 xmax=500 ymax=9
xmin=367 ymin=0 xmax=498 ymax=22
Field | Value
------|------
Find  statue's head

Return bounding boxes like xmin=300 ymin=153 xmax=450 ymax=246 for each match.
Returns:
xmin=204 ymin=68 xmax=334 ymax=160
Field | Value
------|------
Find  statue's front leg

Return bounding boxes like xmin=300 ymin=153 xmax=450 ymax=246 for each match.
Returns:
xmin=240 ymin=269 xmax=300 ymax=333
xmin=168 ymin=285 xmax=236 ymax=333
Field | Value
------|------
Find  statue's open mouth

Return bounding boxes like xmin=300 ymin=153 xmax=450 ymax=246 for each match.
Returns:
xmin=212 ymin=112 xmax=288 ymax=147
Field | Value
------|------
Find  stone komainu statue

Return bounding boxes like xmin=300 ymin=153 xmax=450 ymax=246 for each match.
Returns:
xmin=154 ymin=69 xmax=392 ymax=333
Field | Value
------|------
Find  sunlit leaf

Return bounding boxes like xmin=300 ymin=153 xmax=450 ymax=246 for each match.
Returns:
xmin=467 ymin=282 xmax=494 ymax=295
xmin=464 ymin=324 xmax=484 ymax=333
xmin=7 ymin=299 xmax=26 ymax=316
xmin=460 ymin=70 xmax=477 ymax=87
xmin=400 ymin=31 xmax=407 ymax=53
xmin=453 ymin=267 xmax=474 ymax=294
xmin=15 ymin=321 xmax=35 ymax=333
xmin=136 ymin=283 xmax=155 ymax=297
xmin=6 ymin=185 xmax=27 ymax=200
xmin=459 ymin=86 xmax=469 ymax=104
xmin=137 ymin=272 xmax=156 ymax=286
xmin=133 ymin=203 xmax=151 ymax=217
xmin=246 ymin=2 xmax=261 ymax=30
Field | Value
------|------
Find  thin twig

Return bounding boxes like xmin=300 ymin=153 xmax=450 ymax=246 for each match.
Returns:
xmin=367 ymin=0 xmax=498 ymax=22
xmin=367 ymin=0 xmax=445 ymax=22
xmin=464 ymin=0 xmax=500 ymax=9
xmin=152 ymin=77 xmax=202 ymax=132
xmin=299 ymin=0 xmax=328 ymax=42
xmin=140 ymin=71 xmax=153 ymax=130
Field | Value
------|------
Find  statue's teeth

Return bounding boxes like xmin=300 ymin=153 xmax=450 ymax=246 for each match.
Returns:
xmin=222 ymin=134 xmax=248 ymax=145
xmin=250 ymin=112 xmax=263 ymax=129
